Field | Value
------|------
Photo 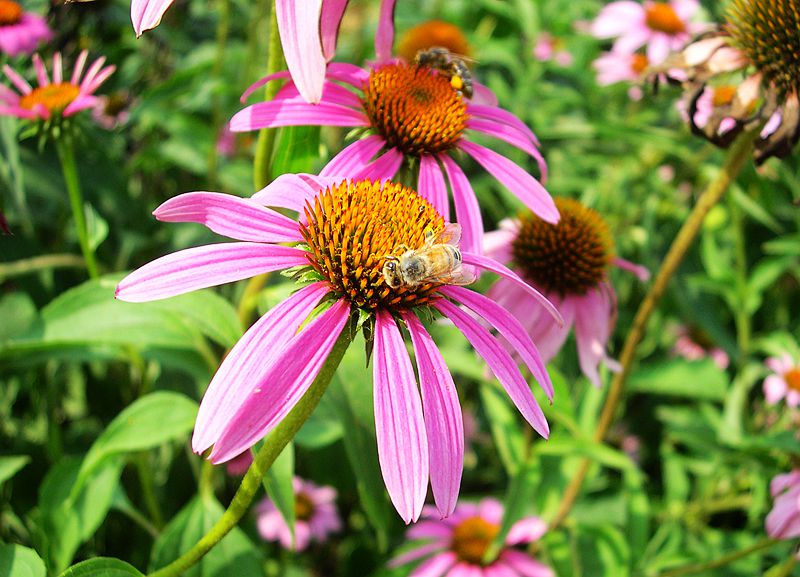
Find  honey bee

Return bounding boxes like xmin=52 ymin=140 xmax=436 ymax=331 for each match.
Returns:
xmin=382 ymin=223 xmax=476 ymax=288
xmin=414 ymin=47 xmax=474 ymax=99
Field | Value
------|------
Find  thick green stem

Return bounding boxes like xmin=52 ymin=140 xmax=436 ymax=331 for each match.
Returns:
xmin=549 ymin=131 xmax=757 ymax=530
xmin=253 ymin=1 xmax=284 ymax=191
xmin=206 ymin=0 xmax=231 ymax=189
xmin=55 ymin=138 xmax=99 ymax=278
xmin=147 ymin=325 xmax=353 ymax=577
xmin=651 ymin=538 xmax=778 ymax=577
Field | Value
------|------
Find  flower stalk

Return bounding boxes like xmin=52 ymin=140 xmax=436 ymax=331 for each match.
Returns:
xmin=650 ymin=537 xmax=779 ymax=577
xmin=146 ymin=323 xmax=353 ymax=577
xmin=550 ymin=129 xmax=758 ymax=530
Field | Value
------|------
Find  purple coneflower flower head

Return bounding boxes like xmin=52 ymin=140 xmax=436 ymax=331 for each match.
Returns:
xmin=390 ymin=498 xmax=554 ymax=577
xmin=594 ymin=50 xmax=650 ymax=86
xmin=115 ymin=176 xmax=559 ymax=523
xmin=484 ymin=198 xmax=649 ymax=388
xmin=0 ymin=51 xmax=115 ymax=123
xmin=671 ymin=324 xmax=729 ymax=369
xmin=533 ymin=33 xmax=573 ymax=67
xmin=591 ymin=0 xmax=705 ymax=65
xmin=256 ymin=476 xmax=341 ymax=551
xmin=0 ymin=0 xmax=51 ymax=57
xmin=232 ymin=46 xmax=555 ymax=258
xmin=766 ymin=471 xmax=800 ymax=543
xmin=763 ymin=353 xmax=800 ymax=408
xmin=397 ymin=19 xmax=471 ymax=63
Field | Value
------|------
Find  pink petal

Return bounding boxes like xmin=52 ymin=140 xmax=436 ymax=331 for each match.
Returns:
xmin=524 ymin=294 xmax=574 ymax=364
xmin=80 ymin=56 xmax=107 ymax=91
xmin=3 ymin=64 xmax=32 ymax=94
xmin=771 ymin=471 xmax=800 ymax=498
xmin=458 ymin=140 xmax=557 ymax=224
xmin=320 ymin=0 xmax=348 ymax=61
xmin=153 ymin=191 xmax=302 ymax=242
xmin=32 ymin=53 xmax=49 ymax=86
xmin=326 ymin=62 xmax=370 ymax=87
xmin=70 ymin=50 xmax=89 ymax=85
xmin=764 ymin=375 xmax=789 ymax=404
xmin=574 ymin=286 xmax=616 ymax=387
xmin=612 ymin=257 xmax=650 ymax=281
xmin=466 ymin=117 xmax=547 ymax=182
xmin=374 ymin=0 xmax=397 ymax=63
xmin=230 ymin=100 xmax=368 ymax=132
xmin=276 ymin=0 xmax=326 ymax=104
xmin=471 ymin=82 xmax=499 ymax=107
xmin=441 ymin=286 xmax=554 ymax=401
xmin=82 ymin=65 xmax=115 ymax=94
xmin=410 ymin=551 xmax=458 ymax=577
xmin=374 ymin=310 xmax=428 ymax=524
xmin=251 ymin=173 xmax=337 ymax=212
xmin=403 ymin=311 xmax=463 ymax=517
xmin=646 ymin=33 xmax=672 ymax=66
xmin=478 ymin=498 xmax=504 ymax=523
xmin=407 ymin=520 xmax=456 ymax=540
xmin=499 ymin=551 xmax=554 ymax=577
xmin=274 ymin=80 xmax=363 ymax=108
xmin=52 ymin=53 xmax=63 ymax=84
xmin=461 ymin=252 xmax=563 ymax=326
xmin=355 ymin=147 xmax=403 ymax=180
xmin=591 ymin=2 xmax=644 ymax=38
xmin=320 ymin=135 xmax=385 ymax=177
xmin=440 ymin=154 xmax=483 ymax=257
xmin=131 ymin=0 xmax=175 ymax=35
xmin=418 ymin=155 xmax=449 ymax=219
xmin=467 ymin=104 xmax=540 ymax=147
xmin=210 ymin=299 xmax=351 ymax=462
xmin=240 ymin=70 xmax=293 ymax=103
xmin=388 ymin=541 xmax=447 ymax=568
xmin=612 ymin=26 xmax=651 ymax=56
xmin=115 ymin=243 xmax=309 ymax=302
xmin=482 ymin=219 xmax=519 ymax=264
xmin=506 ymin=516 xmax=547 ymax=544
xmin=63 ymin=95 xmax=99 ymax=117
xmin=483 ymin=564 xmax=520 ymax=577
xmin=435 ymin=299 xmax=549 ymax=438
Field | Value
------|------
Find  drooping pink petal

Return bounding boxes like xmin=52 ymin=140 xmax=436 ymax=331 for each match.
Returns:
xmin=499 ymin=550 xmax=555 ymax=577
xmin=471 ymin=82 xmax=499 ymax=107
xmin=441 ymin=286 xmax=554 ymax=401
xmin=409 ymin=551 xmax=458 ymax=577
xmin=612 ymin=257 xmax=650 ymax=281
xmin=458 ymin=140 xmax=557 ymax=224
xmin=450 ymin=563 xmax=483 ymax=577
xmin=251 ymin=173 xmax=338 ymax=212
xmin=153 ymin=191 xmax=302 ymax=242
xmin=210 ymin=299 xmax=351 ymax=462
xmin=418 ymin=155 xmax=449 ymax=218
xmin=320 ymin=0 xmax=349 ymax=61
xmin=484 ymin=564 xmax=520 ymax=577
xmin=440 ymin=154 xmax=483 ymax=257
xmin=466 ymin=104 xmax=541 ymax=147
xmin=466 ymin=117 xmax=547 ymax=182
xmin=523 ymin=294 xmax=574 ymax=364
xmin=276 ymin=0 xmax=326 ymax=104
xmin=574 ymin=286 xmax=615 ymax=387
xmin=115 ymin=243 xmax=309 ymax=302
xmin=506 ymin=516 xmax=547 ymax=545
xmin=483 ymin=219 xmax=519 ymax=264
xmin=131 ymin=0 xmax=175 ymax=35
xmin=355 ymin=147 xmax=403 ymax=181
xmin=320 ymin=135 xmax=385 ymax=177
xmin=374 ymin=310 xmax=428 ymax=524
xmin=403 ymin=311 xmax=463 ymax=518
xmin=274 ymin=80 xmax=363 ymax=108
xmin=230 ymin=100 xmax=368 ymax=132
xmin=375 ymin=0 xmax=397 ymax=63
xmin=461 ymin=252 xmax=563 ymax=325
xmin=435 ymin=299 xmax=550 ymax=438
xmin=240 ymin=71 xmax=293 ymax=103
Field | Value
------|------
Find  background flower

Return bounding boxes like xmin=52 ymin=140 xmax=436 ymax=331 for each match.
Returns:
xmin=763 ymin=353 xmax=800 ymax=407
xmin=766 ymin=471 xmax=800 ymax=541
xmin=0 ymin=0 xmax=51 ymax=57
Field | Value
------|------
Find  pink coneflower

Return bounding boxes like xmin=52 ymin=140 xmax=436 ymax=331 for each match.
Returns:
xmin=390 ymin=498 xmax=554 ymax=577
xmin=256 ymin=476 xmax=341 ymax=551
xmin=594 ymin=51 xmax=650 ymax=86
xmin=484 ymin=198 xmax=648 ymax=387
xmin=591 ymin=0 xmax=705 ymax=65
xmin=91 ymin=91 xmax=131 ymax=130
xmin=671 ymin=324 xmax=729 ymax=369
xmin=766 ymin=471 xmax=800 ymax=542
xmin=131 ymin=0 xmax=396 ymax=105
xmin=763 ymin=354 xmax=800 ymax=408
xmin=115 ymin=175 xmax=559 ymax=523
xmin=533 ymin=33 xmax=573 ymax=67
xmin=232 ymin=55 xmax=554 ymax=257
xmin=0 ymin=51 xmax=115 ymax=122
xmin=397 ymin=19 xmax=471 ymax=63
xmin=0 ymin=0 xmax=51 ymax=57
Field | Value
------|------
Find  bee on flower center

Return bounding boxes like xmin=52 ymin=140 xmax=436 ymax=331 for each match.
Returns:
xmin=414 ymin=47 xmax=474 ymax=99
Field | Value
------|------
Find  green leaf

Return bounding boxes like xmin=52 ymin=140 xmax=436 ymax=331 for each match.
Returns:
xmin=0 ymin=292 xmax=38 ymax=341
xmin=479 ymin=381 xmax=526 ymax=476
xmin=58 ymin=558 xmax=144 ymax=577
xmin=73 ymin=392 xmax=197 ymax=497
xmin=263 ymin=442 xmax=296 ymax=546
xmin=270 ymin=126 xmax=322 ymax=176
xmin=0 ymin=455 xmax=30 ymax=487
xmin=486 ymin=457 xmax=539 ymax=562
xmin=628 ymin=359 xmax=728 ymax=400
xmin=149 ymin=496 xmax=263 ymax=577
xmin=0 ymin=544 xmax=46 ymax=577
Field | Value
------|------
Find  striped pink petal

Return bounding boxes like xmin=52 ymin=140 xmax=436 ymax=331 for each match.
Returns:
xmin=252 ymin=173 xmax=340 ymax=212
xmin=115 ymin=243 xmax=309 ymax=302
xmin=467 ymin=104 xmax=541 ymax=147
xmin=326 ymin=62 xmax=370 ymax=87
xmin=375 ymin=0 xmax=397 ymax=63
xmin=240 ymin=70 xmax=293 ymax=103
xmin=466 ymin=116 xmax=547 ymax=182
xmin=403 ymin=311 xmax=463 ymax=517
xmin=230 ymin=100 xmax=368 ymax=131
xmin=354 ymin=147 xmax=403 ymax=180
xmin=320 ymin=0 xmax=348 ymax=61
xmin=276 ymin=0 xmax=326 ymax=104
xmin=320 ymin=135 xmax=384 ymax=177
xmin=374 ymin=310 xmax=428 ymax=524
xmin=440 ymin=154 xmax=483 ymax=257
xmin=418 ymin=155 xmax=449 ymax=218
xmin=131 ymin=0 xmax=175 ymax=35
xmin=153 ymin=191 xmax=302 ymax=242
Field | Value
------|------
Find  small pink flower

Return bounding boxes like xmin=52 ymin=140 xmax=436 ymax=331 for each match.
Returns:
xmin=91 ymin=92 xmax=131 ymax=130
xmin=533 ymin=33 xmax=573 ymax=66
xmin=0 ymin=0 xmax=51 ymax=57
xmin=591 ymin=0 xmax=706 ymax=65
xmin=216 ymin=123 xmax=236 ymax=157
xmin=256 ymin=477 xmax=341 ymax=551
xmin=593 ymin=50 xmax=650 ymax=86
xmin=763 ymin=354 xmax=800 ymax=408
xmin=671 ymin=325 xmax=729 ymax=369
xmin=390 ymin=498 xmax=553 ymax=577
xmin=0 ymin=51 xmax=115 ymax=122
xmin=766 ymin=471 xmax=800 ymax=541
xmin=116 ymin=176 xmax=559 ymax=523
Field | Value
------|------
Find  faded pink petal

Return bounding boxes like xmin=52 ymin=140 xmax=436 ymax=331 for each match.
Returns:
xmin=613 ymin=257 xmax=650 ymax=281
xmin=772 ymin=471 xmax=800 ymax=498
xmin=591 ymin=2 xmax=643 ymax=38
xmin=276 ymin=0 xmax=326 ymax=104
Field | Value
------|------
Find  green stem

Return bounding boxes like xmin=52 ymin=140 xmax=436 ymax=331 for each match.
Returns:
xmin=549 ymin=130 xmax=758 ymax=530
xmin=55 ymin=138 xmax=99 ymax=278
xmin=198 ymin=459 xmax=216 ymax=500
xmin=0 ymin=253 xmax=86 ymax=281
xmin=236 ymin=272 xmax=270 ymax=326
xmin=768 ymin=555 xmax=797 ymax=577
xmin=253 ymin=1 xmax=284 ymax=191
xmin=147 ymin=324 xmax=353 ymax=577
xmin=206 ymin=0 xmax=231 ymax=189
xmin=729 ymin=193 xmax=751 ymax=360
xmin=651 ymin=538 xmax=778 ymax=577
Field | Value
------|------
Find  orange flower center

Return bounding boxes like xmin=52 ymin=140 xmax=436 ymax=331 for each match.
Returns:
xmin=301 ymin=179 xmax=447 ymax=311
xmin=512 ymin=198 xmax=614 ymax=296
xmin=645 ymin=3 xmax=686 ymax=35
xmin=784 ymin=368 xmax=800 ymax=392
xmin=451 ymin=516 xmax=500 ymax=565
xmin=19 ymin=83 xmax=80 ymax=114
xmin=631 ymin=54 xmax=650 ymax=75
xmin=294 ymin=491 xmax=315 ymax=521
xmin=398 ymin=20 xmax=471 ymax=62
xmin=362 ymin=63 xmax=467 ymax=156
xmin=712 ymin=85 xmax=737 ymax=107
xmin=0 ymin=0 xmax=22 ymax=26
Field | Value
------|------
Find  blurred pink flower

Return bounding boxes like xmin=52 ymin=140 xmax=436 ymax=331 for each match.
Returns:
xmin=591 ymin=0 xmax=705 ymax=64
xmin=533 ymin=33 xmax=573 ymax=66
xmin=593 ymin=51 xmax=649 ymax=86
xmin=390 ymin=498 xmax=553 ymax=577
xmin=116 ymin=176 xmax=559 ymax=523
xmin=216 ymin=122 xmax=236 ymax=157
xmin=671 ymin=325 xmax=729 ymax=369
xmin=766 ymin=470 xmax=800 ymax=541
xmin=484 ymin=199 xmax=649 ymax=387
xmin=0 ymin=0 xmax=51 ymax=57
xmin=91 ymin=92 xmax=131 ymax=130
xmin=0 ymin=51 xmax=115 ymax=122
xmin=225 ymin=450 xmax=253 ymax=476
xmin=764 ymin=354 xmax=800 ymax=408
xmin=256 ymin=477 xmax=341 ymax=551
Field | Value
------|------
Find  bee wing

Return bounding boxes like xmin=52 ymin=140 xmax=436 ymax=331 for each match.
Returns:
xmin=434 ymin=223 xmax=462 ymax=247
xmin=431 ymin=266 xmax=476 ymax=287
